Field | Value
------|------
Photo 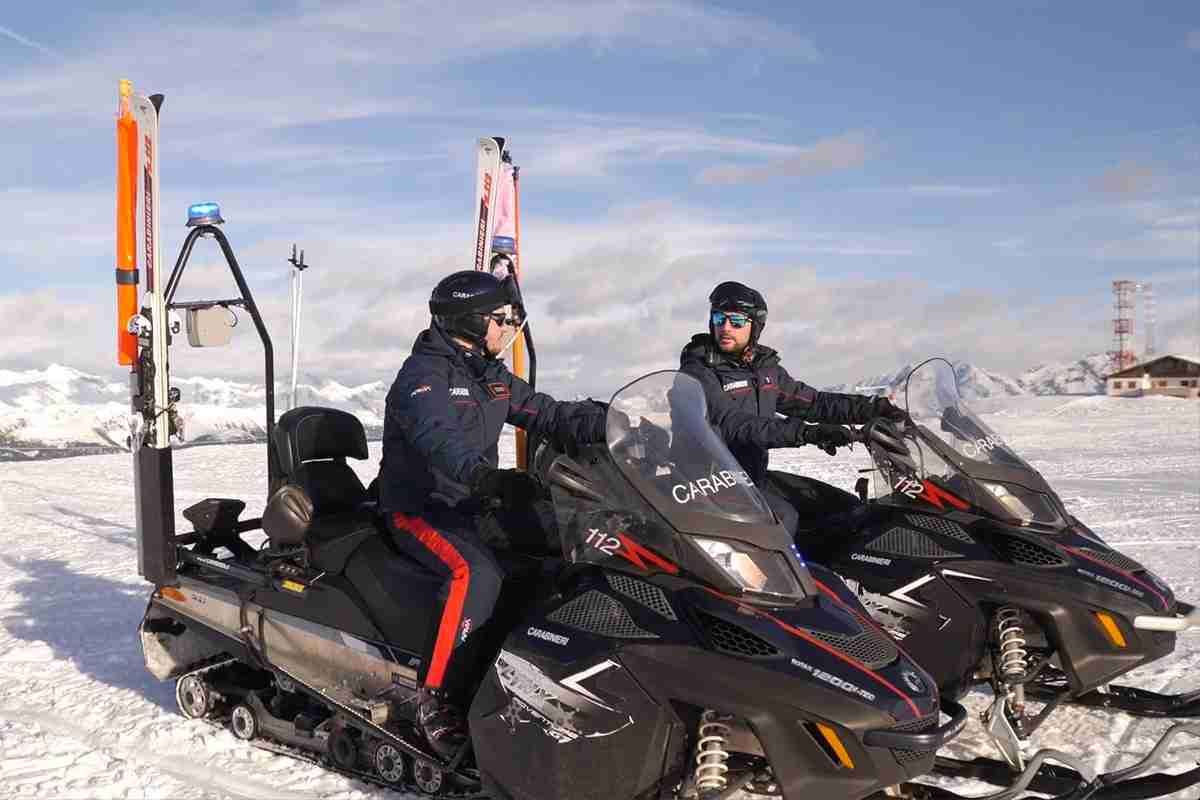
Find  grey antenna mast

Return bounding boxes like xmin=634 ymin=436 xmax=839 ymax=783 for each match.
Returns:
xmin=287 ymin=244 xmax=310 ymax=411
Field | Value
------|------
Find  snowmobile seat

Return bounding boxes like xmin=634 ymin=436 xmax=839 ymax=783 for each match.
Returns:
xmin=264 ymin=406 xmax=381 ymax=571
xmin=307 ymin=512 xmax=382 ymax=574
xmin=262 ymin=484 xmax=383 ymax=574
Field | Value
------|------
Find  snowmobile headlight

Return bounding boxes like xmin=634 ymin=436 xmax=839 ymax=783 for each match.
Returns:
xmin=980 ymin=481 xmax=1063 ymax=527
xmin=690 ymin=537 xmax=804 ymax=602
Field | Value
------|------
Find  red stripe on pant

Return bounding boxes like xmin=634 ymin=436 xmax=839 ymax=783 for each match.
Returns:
xmin=390 ymin=512 xmax=470 ymax=689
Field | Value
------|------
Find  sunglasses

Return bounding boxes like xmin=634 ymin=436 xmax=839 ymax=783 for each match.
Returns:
xmin=711 ymin=310 xmax=752 ymax=329
xmin=486 ymin=311 xmax=522 ymax=327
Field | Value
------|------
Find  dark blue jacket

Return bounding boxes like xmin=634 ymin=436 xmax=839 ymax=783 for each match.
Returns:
xmin=680 ymin=333 xmax=877 ymax=483
xmin=380 ymin=325 xmax=606 ymax=514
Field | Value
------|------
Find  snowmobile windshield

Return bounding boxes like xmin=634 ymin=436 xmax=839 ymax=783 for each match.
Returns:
xmin=902 ymin=358 xmax=1032 ymax=472
xmin=606 ymin=372 xmax=774 ymax=526
xmin=874 ymin=357 xmax=1065 ymax=527
xmin=546 ymin=371 xmax=813 ymax=601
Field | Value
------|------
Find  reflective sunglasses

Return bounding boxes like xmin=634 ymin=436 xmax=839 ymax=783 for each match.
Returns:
xmin=711 ymin=310 xmax=752 ymax=329
xmin=487 ymin=311 xmax=522 ymax=327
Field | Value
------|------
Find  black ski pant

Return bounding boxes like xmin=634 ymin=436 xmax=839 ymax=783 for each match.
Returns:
xmin=763 ymin=470 xmax=862 ymax=549
xmin=387 ymin=507 xmax=504 ymax=697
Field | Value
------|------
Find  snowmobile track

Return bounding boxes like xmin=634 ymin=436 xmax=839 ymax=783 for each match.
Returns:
xmin=178 ymin=658 xmax=489 ymax=799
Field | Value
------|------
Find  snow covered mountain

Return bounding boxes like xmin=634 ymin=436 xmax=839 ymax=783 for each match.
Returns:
xmin=831 ymin=354 xmax=1112 ymax=399
xmin=0 ymin=355 xmax=1114 ymax=457
xmin=1018 ymin=353 xmax=1110 ymax=395
xmin=0 ymin=365 xmax=388 ymax=458
xmin=828 ymin=359 xmax=1027 ymax=399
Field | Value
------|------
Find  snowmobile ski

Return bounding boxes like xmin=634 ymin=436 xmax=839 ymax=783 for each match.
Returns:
xmin=918 ymin=723 xmax=1200 ymax=800
xmin=1024 ymin=666 xmax=1200 ymax=719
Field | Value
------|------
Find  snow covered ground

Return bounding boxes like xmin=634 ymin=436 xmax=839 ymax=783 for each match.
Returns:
xmin=0 ymin=394 xmax=1197 ymax=798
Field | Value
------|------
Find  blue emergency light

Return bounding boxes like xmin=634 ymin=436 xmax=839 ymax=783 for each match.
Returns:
xmin=186 ymin=202 xmax=225 ymax=227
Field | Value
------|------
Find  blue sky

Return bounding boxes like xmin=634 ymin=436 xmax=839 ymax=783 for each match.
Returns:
xmin=1 ymin=1 xmax=1197 ymax=396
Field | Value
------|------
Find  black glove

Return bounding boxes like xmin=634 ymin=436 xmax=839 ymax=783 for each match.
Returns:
xmin=800 ymin=423 xmax=855 ymax=456
xmin=468 ymin=465 xmax=542 ymax=509
xmin=561 ymin=399 xmax=612 ymax=457
xmin=872 ymin=396 xmax=908 ymax=423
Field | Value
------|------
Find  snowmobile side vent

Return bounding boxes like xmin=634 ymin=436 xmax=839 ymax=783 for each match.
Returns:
xmin=606 ymin=573 xmax=677 ymax=620
xmin=546 ymin=590 xmax=658 ymax=639
xmin=867 ymin=527 xmax=961 ymax=560
xmin=694 ymin=611 xmax=782 ymax=658
xmin=905 ymin=514 xmax=974 ymax=543
xmin=887 ymin=714 xmax=937 ymax=765
xmin=992 ymin=535 xmax=1068 ymax=568
xmin=800 ymin=627 xmax=899 ymax=670
xmin=1075 ymin=547 xmax=1144 ymax=574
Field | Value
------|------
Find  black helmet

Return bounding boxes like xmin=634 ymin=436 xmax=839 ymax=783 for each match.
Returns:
xmin=429 ymin=270 xmax=524 ymax=347
xmin=708 ymin=280 xmax=767 ymax=349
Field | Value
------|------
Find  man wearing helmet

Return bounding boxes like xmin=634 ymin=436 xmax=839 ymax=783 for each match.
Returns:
xmin=680 ymin=281 xmax=906 ymax=536
xmin=378 ymin=269 xmax=607 ymax=758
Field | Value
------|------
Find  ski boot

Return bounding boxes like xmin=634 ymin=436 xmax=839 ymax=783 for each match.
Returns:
xmin=417 ymin=687 xmax=469 ymax=760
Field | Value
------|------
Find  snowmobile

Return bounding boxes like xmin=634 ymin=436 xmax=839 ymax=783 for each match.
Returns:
xmin=132 ymin=215 xmax=971 ymax=799
xmin=802 ymin=357 xmax=1200 ymax=799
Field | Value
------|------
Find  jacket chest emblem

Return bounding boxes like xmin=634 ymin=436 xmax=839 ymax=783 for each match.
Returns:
xmin=449 ymin=387 xmax=470 ymax=398
xmin=484 ymin=381 xmax=511 ymax=400
xmin=723 ymin=379 xmax=751 ymax=392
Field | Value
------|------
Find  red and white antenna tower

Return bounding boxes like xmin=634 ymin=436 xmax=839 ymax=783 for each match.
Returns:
xmin=1108 ymin=280 xmax=1156 ymax=372
xmin=1109 ymin=280 xmax=1136 ymax=372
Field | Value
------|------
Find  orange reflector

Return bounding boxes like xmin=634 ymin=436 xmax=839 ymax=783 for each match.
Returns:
xmin=1095 ymin=612 xmax=1127 ymax=648
xmin=161 ymin=587 xmax=186 ymax=603
xmin=815 ymin=722 xmax=855 ymax=769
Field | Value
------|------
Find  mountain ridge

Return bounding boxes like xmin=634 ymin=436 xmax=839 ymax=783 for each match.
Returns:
xmin=0 ymin=356 xmax=1114 ymax=457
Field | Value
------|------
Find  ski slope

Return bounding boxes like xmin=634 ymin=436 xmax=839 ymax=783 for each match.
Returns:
xmin=0 ymin=394 xmax=1197 ymax=799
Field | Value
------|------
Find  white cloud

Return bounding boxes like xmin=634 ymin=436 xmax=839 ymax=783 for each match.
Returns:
xmin=0 ymin=2 xmax=816 ymax=128
xmin=905 ymin=184 xmax=1007 ymax=198
xmin=991 ymin=237 xmax=1027 ymax=250
xmin=519 ymin=124 xmax=801 ymax=179
xmin=6 ymin=189 xmax=1178 ymax=396
xmin=697 ymin=131 xmax=873 ymax=185
xmin=1095 ymin=227 xmax=1199 ymax=261
xmin=1094 ymin=161 xmax=1158 ymax=196
xmin=0 ymin=23 xmax=61 ymax=60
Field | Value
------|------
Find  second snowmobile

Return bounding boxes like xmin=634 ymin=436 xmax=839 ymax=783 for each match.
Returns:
xmin=803 ymin=357 xmax=1200 ymax=799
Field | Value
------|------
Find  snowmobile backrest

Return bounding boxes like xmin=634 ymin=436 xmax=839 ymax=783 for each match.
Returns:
xmin=273 ymin=406 xmax=370 ymax=514
xmin=292 ymin=461 xmax=367 ymax=515
xmin=274 ymin=406 xmax=369 ymax=475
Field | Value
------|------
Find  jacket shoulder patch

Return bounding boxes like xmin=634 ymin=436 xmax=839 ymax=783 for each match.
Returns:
xmin=485 ymin=381 xmax=511 ymax=400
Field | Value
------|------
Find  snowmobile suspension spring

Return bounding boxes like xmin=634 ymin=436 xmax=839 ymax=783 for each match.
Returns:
xmin=995 ymin=606 xmax=1028 ymax=682
xmin=694 ymin=710 xmax=731 ymax=792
